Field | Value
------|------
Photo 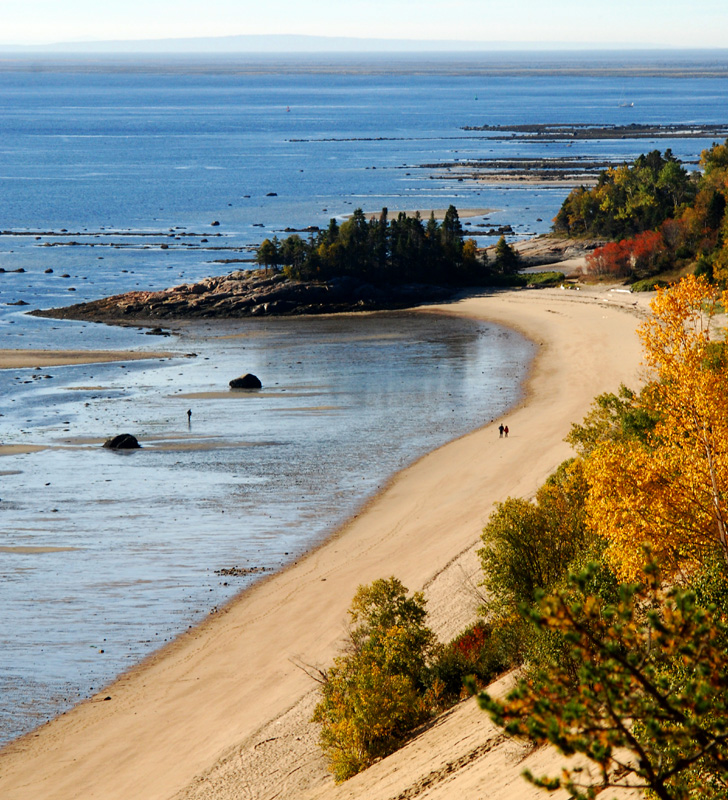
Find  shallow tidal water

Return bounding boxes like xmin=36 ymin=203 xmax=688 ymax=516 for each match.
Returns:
xmin=0 ymin=310 xmax=533 ymax=744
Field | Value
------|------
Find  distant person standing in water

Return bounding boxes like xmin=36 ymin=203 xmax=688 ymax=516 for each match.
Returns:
xmin=504 ymin=425 xmax=509 ymax=437
xmin=498 ymin=424 xmax=504 ymax=438
xmin=187 ymin=409 xmax=192 ymax=427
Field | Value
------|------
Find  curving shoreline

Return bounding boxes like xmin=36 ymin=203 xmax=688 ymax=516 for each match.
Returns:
xmin=0 ymin=285 xmax=648 ymax=800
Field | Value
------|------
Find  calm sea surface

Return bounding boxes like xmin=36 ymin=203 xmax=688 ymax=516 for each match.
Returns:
xmin=1 ymin=52 xmax=727 ymax=744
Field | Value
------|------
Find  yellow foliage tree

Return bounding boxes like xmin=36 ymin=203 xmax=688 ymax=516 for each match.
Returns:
xmin=712 ymin=230 xmax=728 ymax=286
xmin=312 ymin=578 xmax=436 ymax=782
xmin=583 ymin=275 xmax=728 ymax=579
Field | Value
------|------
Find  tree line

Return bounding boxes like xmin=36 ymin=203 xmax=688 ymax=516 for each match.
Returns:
xmin=553 ymin=140 xmax=728 ymax=284
xmin=256 ymin=206 xmax=521 ymax=285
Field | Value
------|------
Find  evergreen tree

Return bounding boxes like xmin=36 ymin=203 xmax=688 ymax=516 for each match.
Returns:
xmin=258 ymin=205 xmax=489 ymax=287
xmin=440 ymin=205 xmax=464 ymax=264
xmin=256 ymin=237 xmax=279 ymax=274
xmin=493 ymin=236 xmax=519 ymax=274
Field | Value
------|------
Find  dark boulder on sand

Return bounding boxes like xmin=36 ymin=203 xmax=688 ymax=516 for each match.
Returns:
xmin=103 ymin=434 xmax=141 ymax=450
xmin=229 ymin=373 xmax=262 ymax=389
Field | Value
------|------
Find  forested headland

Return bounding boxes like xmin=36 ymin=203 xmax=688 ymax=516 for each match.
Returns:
xmin=255 ymin=206 xmax=528 ymax=286
xmin=36 ymin=206 xmax=540 ymax=323
xmin=554 ymin=138 xmax=728 ymax=286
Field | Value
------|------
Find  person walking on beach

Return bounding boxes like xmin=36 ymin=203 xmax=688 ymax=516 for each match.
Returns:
xmin=504 ymin=425 xmax=509 ymax=437
xmin=187 ymin=409 xmax=192 ymax=428
xmin=498 ymin=424 xmax=504 ymax=438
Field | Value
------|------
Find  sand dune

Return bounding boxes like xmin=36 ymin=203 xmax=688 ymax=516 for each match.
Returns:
xmin=0 ymin=285 xmax=648 ymax=800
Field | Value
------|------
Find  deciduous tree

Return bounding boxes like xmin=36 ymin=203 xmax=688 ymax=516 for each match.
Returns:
xmin=583 ymin=276 xmax=728 ymax=578
xmin=479 ymin=460 xmax=590 ymax=615
xmin=312 ymin=578 xmax=437 ymax=782
xmin=256 ymin=237 xmax=279 ymax=274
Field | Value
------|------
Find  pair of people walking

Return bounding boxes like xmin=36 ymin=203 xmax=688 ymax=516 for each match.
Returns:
xmin=498 ymin=423 xmax=509 ymax=438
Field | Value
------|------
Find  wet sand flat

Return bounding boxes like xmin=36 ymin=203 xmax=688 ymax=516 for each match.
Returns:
xmin=0 ymin=349 xmax=174 ymax=370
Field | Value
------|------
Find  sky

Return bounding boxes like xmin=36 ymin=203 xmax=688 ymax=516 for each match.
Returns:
xmin=1 ymin=0 xmax=727 ymax=49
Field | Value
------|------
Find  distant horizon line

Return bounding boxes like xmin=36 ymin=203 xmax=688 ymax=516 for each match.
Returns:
xmin=2 ymin=33 xmax=727 ymax=53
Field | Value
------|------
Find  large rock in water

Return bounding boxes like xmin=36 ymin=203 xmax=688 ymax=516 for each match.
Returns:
xmin=229 ymin=373 xmax=262 ymax=389
xmin=103 ymin=434 xmax=141 ymax=450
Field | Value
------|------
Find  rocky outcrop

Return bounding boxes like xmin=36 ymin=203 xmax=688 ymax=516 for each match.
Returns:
xmin=30 ymin=270 xmax=455 ymax=324
xmin=510 ymin=235 xmax=605 ymax=266
xmin=28 ymin=238 xmax=597 ymax=326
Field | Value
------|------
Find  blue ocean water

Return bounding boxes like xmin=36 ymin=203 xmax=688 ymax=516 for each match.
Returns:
xmin=0 ymin=52 xmax=727 ymax=745
xmin=2 ymin=54 xmax=727 ymax=237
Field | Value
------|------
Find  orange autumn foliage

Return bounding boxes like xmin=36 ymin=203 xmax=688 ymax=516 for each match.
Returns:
xmin=583 ymin=275 xmax=728 ymax=579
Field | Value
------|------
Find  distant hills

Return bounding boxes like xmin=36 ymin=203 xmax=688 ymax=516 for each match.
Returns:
xmin=0 ymin=34 xmax=647 ymax=54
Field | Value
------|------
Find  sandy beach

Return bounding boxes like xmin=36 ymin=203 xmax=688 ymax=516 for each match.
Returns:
xmin=0 ymin=349 xmax=174 ymax=370
xmin=0 ymin=285 xmax=648 ymax=800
